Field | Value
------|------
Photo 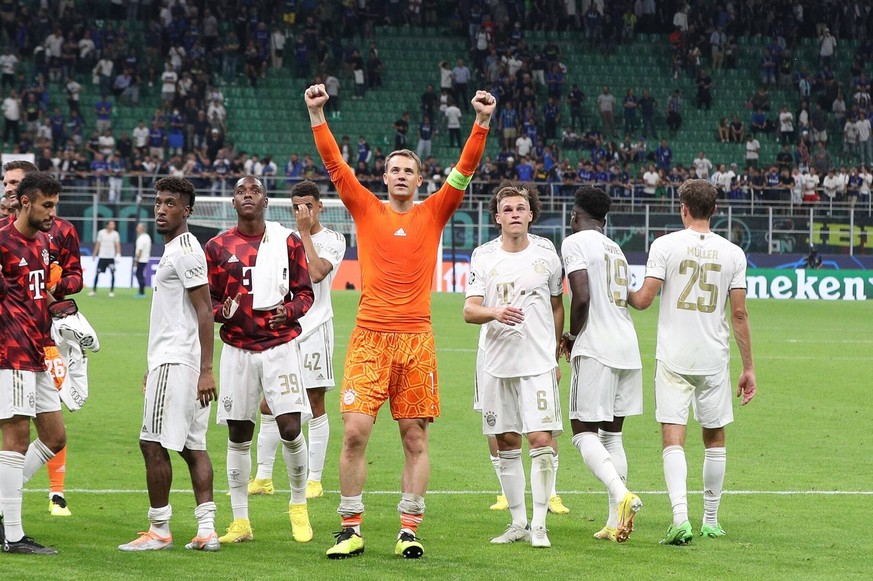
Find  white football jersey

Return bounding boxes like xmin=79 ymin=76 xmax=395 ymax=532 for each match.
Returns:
xmin=467 ymin=236 xmax=563 ymax=378
xmin=148 ymin=232 xmax=207 ymax=371
xmin=295 ymin=227 xmax=346 ymax=338
xmin=562 ymin=230 xmax=641 ymax=369
xmin=645 ymin=228 xmax=747 ymax=374
xmin=476 ymin=234 xmax=556 ymax=350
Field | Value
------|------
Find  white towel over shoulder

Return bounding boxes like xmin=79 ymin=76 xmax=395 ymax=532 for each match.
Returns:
xmin=252 ymin=221 xmax=292 ymax=311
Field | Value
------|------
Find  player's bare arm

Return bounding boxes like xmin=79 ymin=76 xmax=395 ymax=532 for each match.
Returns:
xmin=294 ymin=205 xmax=333 ymax=283
xmin=189 ymin=283 xmax=217 ymax=407
xmin=471 ymin=90 xmax=497 ymax=129
xmin=627 ymin=277 xmax=662 ymax=310
xmin=305 ymin=84 xmax=329 ymax=127
xmin=551 ymin=293 xmax=564 ymax=382
xmin=463 ymin=295 xmax=525 ymax=326
xmin=561 ymin=269 xmax=590 ymax=361
xmin=729 ymin=287 xmax=756 ymax=406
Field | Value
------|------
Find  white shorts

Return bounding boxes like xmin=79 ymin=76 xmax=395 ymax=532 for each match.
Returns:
xmin=0 ymin=368 xmax=61 ymax=419
xmin=654 ymin=361 xmax=733 ymax=429
xmin=480 ymin=369 xmax=563 ymax=437
xmin=472 ymin=347 xmax=484 ymax=412
xmin=295 ymin=322 xmax=335 ymax=391
xmin=141 ymin=363 xmax=209 ymax=452
xmin=568 ymin=356 xmax=643 ymax=423
xmin=217 ymin=342 xmax=311 ymax=425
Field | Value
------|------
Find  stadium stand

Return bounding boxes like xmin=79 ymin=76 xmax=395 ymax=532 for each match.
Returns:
xmin=0 ymin=1 xmax=871 ymax=211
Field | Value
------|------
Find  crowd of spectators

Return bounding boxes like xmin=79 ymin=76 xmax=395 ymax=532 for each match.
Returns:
xmin=2 ymin=1 xmax=873 ymax=209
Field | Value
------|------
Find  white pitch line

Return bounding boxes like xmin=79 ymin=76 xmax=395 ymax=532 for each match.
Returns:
xmin=23 ymin=489 xmax=873 ymax=496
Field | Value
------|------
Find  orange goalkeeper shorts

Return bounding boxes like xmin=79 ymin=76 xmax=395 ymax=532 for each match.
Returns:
xmin=44 ymin=345 xmax=66 ymax=391
xmin=340 ymin=328 xmax=440 ymax=420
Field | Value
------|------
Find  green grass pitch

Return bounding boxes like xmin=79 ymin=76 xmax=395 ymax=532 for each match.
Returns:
xmin=10 ymin=292 xmax=873 ymax=579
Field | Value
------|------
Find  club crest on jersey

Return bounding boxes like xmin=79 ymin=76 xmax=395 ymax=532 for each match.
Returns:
xmin=533 ymin=259 xmax=549 ymax=275
xmin=42 ymin=249 xmax=50 ymax=265
xmin=342 ymin=389 xmax=356 ymax=406
xmin=222 ymin=396 xmax=232 ymax=412
xmin=484 ymin=411 xmax=497 ymax=427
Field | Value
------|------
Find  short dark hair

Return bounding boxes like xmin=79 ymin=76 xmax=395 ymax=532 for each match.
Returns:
xmin=17 ymin=171 xmax=61 ymax=202
xmin=573 ymin=186 xmax=611 ymax=221
xmin=3 ymin=159 xmax=38 ymax=174
xmin=385 ymin=149 xmax=423 ymax=174
xmin=154 ymin=176 xmax=196 ymax=209
xmin=290 ymin=180 xmax=321 ymax=201
xmin=678 ymin=179 xmax=718 ymax=219
xmin=488 ymin=181 xmax=542 ymax=224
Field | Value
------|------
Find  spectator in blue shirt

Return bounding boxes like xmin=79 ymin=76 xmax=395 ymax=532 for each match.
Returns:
xmin=656 ymin=138 xmax=673 ymax=171
xmin=542 ymin=97 xmax=560 ymax=140
xmin=285 ymin=152 xmax=303 ymax=185
xmin=95 ymin=97 xmax=112 ymax=133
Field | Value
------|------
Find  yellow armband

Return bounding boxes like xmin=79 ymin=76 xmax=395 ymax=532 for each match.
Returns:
xmin=446 ymin=168 xmax=472 ymax=190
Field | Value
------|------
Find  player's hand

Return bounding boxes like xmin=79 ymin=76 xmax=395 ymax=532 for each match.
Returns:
xmin=222 ymin=292 xmax=241 ymax=319
xmin=736 ymin=369 xmax=756 ymax=406
xmin=294 ymin=202 xmax=313 ymax=232
xmin=304 ymin=84 xmax=329 ymax=110
xmin=493 ymin=305 xmax=524 ymax=326
xmin=268 ymin=305 xmax=288 ymax=329
xmin=196 ymin=370 xmax=217 ymax=408
xmin=559 ymin=334 xmax=575 ymax=362
xmin=471 ymin=90 xmax=497 ymax=117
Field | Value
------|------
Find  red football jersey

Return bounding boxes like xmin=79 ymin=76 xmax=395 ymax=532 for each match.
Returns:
xmin=206 ymin=227 xmax=314 ymax=351
xmin=0 ymin=222 xmax=53 ymax=371
xmin=48 ymin=217 xmax=83 ymax=298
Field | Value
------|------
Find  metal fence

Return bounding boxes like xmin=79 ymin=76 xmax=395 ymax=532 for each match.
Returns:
xmin=56 ymin=177 xmax=873 ymax=258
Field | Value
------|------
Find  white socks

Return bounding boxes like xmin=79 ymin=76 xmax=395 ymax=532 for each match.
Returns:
xmin=497 ymin=449 xmax=526 ymax=527
xmin=663 ymin=445 xmax=688 ymax=526
xmin=599 ymin=430 xmax=628 ymax=481
xmin=307 ymin=414 xmax=329 ymax=483
xmin=254 ymin=414 xmax=279 ymax=480
xmin=194 ymin=501 xmax=217 ymax=538
xmin=703 ymin=447 xmax=726 ymax=526
xmin=227 ymin=440 xmax=252 ymax=520
xmin=147 ymin=504 xmax=172 ymax=537
xmin=22 ymin=439 xmax=55 ymax=484
xmin=529 ymin=446 xmax=555 ymax=530
xmin=0 ymin=451 xmax=25 ymax=542
xmin=550 ymin=454 xmax=560 ymax=497
xmin=489 ymin=455 xmax=504 ymax=494
xmin=600 ymin=430 xmax=627 ymax=529
xmin=281 ymin=432 xmax=308 ymax=505
xmin=256 ymin=413 xmax=328 ymax=485
xmin=573 ymin=432 xmax=628 ymax=529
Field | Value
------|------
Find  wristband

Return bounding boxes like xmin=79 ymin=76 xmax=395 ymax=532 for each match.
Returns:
xmin=563 ymin=332 xmax=577 ymax=341
xmin=446 ymin=168 xmax=472 ymax=190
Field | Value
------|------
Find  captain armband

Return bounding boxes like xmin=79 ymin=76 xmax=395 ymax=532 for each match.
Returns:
xmin=446 ymin=168 xmax=473 ymax=190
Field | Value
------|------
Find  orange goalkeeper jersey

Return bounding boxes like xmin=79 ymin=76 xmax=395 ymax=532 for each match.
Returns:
xmin=313 ymin=122 xmax=488 ymax=333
